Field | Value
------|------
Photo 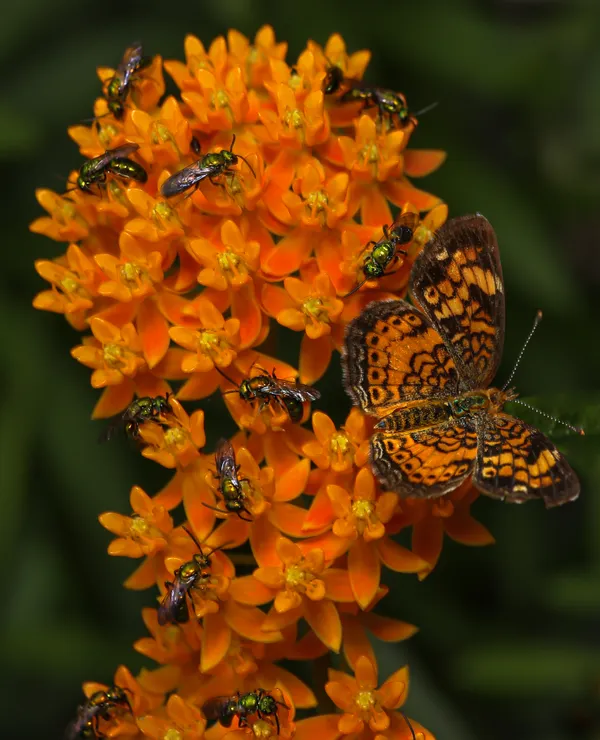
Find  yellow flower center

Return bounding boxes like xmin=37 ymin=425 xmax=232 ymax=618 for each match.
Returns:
xmin=129 ymin=517 xmax=150 ymax=537
xmin=120 ymin=262 xmax=144 ymax=287
xmin=103 ymin=343 xmax=125 ymax=368
xmin=285 ymin=563 xmax=307 ymax=588
xmin=99 ymin=124 xmax=119 ymax=149
xmin=213 ymin=89 xmax=230 ymax=109
xmin=302 ymin=297 xmax=328 ymax=322
xmin=164 ymin=428 xmax=187 ymax=448
xmin=355 ymin=690 xmax=376 ymax=712
xmin=352 ymin=499 xmax=374 ymax=520
xmin=306 ymin=190 xmax=328 ymax=212
xmin=252 ymin=719 xmax=276 ymax=738
xmin=284 ymin=108 xmax=303 ymax=129
xmin=154 ymin=201 xmax=173 ymax=219
xmin=153 ymin=123 xmax=172 ymax=144
xmin=163 ymin=730 xmax=182 ymax=740
xmin=60 ymin=276 xmax=80 ymax=294
xmin=198 ymin=330 xmax=219 ymax=352
xmin=360 ymin=143 xmax=380 ymax=165
xmin=330 ymin=432 xmax=351 ymax=455
xmin=217 ymin=250 xmax=241 ymax=273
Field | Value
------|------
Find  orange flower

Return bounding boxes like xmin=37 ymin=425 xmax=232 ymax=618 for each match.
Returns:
xmin=71 ymin=318 xmax=146 ymax=387
xmin=307 ymin=468 xmax=427 ymax=608
xmin=393 ymin=480 xmax=495 ymax=579
xmin=33 ymin=243 xmax=103 ymax=328
xmin=323 ymin=655 xmax=435 ymax=739
xmin=137 ymin=693 xmax=206 ymax=740
xmin=230 ymin=536 xmax=354 ymax=652
xmin=94 ymin=232 xmax=164 ymax=303
xmin=302 ymin=409 xmax=369 ymax=473
xmin=99 ymin=484 xmax=173 ymax=558
xmin=139 ymin=397 xmax=205 ymax=468
xmin=30 ymin=188 xmax=89 ymax=242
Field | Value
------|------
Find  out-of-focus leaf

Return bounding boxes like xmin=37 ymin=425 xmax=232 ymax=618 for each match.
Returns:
xmin=0 ymin=104 xmax=40 ymax=157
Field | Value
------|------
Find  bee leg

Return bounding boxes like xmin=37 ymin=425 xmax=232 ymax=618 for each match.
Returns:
xmin=202 ymin=502 xmax=230 ymax=516
xmin=236 ymin=508 xmax=253 ymax=522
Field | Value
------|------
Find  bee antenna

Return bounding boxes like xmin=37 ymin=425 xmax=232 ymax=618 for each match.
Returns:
xmin=413 ymin=101 xmax=439 ymax=117
xmin=182 ymin=525 xmax=204 ymax=552
xmin=214 ymin=365 xmax=240 ymax=389
xmin=236 ymin=153 xmax=256 ymax=179
xmin=230 ymin=133 xmax=236 ymax=151
xmin=502 ymin=310 xmax=543 ymax=391
xmin=398 ymin=711 xmax=417 ymax=740
xmin=511 ymin=399 xmax=585 ymax=436
xmin=342 ymin=277 xmax=368 ymax=298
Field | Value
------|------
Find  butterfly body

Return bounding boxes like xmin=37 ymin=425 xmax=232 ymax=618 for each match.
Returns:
xmin=343 ymin=214 xmax=580 ymax=507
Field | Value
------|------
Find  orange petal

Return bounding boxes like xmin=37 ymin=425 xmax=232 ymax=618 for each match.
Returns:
xmin=348 ymin=538 xmax=380 ymax=609
xmin=229 ymin=575 xmax=274 ymax=605
xmin=124 ymin=557 xmax=156 ymax=590
xmin=303 ymin=598 xmax=341 ymax=652
xmin=354 ymin=654 xmax=378 ymax=690
xmin=362 ymin=613 xmax=418 ymax=643
xmin=300 ymin=333 xmax=332 ymax=384
xmin=378 ymin=680 xmax=406 ymax=711
xmin=224 ymin=600 xmax=283 ymax=643
xmin=444 ymin=511 xmax=495 ymax=546
xmin=137 ymin=299 xmax=170 ymax=369
xmin=325 ymin=681 xmax=353 ymax=712
xmin=250 ymin=515 xmax=282 ymax=567
xmin=201 ymin=612 xmax=231 ymax=672
xmin=403 ymin=149 xmax=446 ymax=177
xmin=294 ymin=715 xmax=342 ymax=740
xmin=411 ymin=518 xmax=444 ymax=579
xmin=269 ymin=503 xmax=309 ymax=537
xmin=274 ymin=459 xmax=310 ymax=502
xmin=340 ymin=614 xmax=375 ymax=671
xmin=231 ymin=282 xmax=263 ymax=349
xmin=376 ymin=536 xmax=428 ymax=574
xmin=322 ymin=568 xmax=354 ymax=602
xmin=92 ymin=382 xmax=134 ymax=419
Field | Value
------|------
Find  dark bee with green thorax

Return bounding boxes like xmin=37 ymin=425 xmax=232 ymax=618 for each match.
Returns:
xmin=202 ymin=688 xmax=288 ymax=734
xmin=322 ymin=63 xmax=345 ymax=95
xmin=65 ymin=685 xmax=131 ymax=740
xmin=157 ymin=527 xmax=221 ymax=626
xmin=341 ymin=86 xmax=415 ymax=129
xmin=160 ymin=134 xmax=255 ymax=198
xmin=75 ymin=144 xmax=147 ymax=194
xmin=105 ymin=43 xmax=153 ymax=119
xmin=99 ymin=394 xmax=171 ymax=443
xmin=322 ymin=63 xmax=415 ymax=130
xmin=238 ymin=372 xmax=320 ymax=421
xmin=204 ymin=439 xmax=253 ymax=521
xmin=344 ymin=212 xmax=418 ymax=297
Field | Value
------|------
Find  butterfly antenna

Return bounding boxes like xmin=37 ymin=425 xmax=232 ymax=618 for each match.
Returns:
xmin=502 ymin=310 xmax=543 ymax=391
xmin=398 ymin=711 xmax=417 ymax=740
xmin=512 ymin=399 xmax=584 ymax=436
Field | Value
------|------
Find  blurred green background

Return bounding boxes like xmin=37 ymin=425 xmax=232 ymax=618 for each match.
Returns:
xmin=3 ymin=0 xmax=600 ymax=738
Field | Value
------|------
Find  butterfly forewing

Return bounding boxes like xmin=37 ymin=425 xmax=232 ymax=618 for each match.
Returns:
xmin=410 ymin=214 xmax=505 ymax=391
xmin=342 ymin=299 xmax=460 ymax=416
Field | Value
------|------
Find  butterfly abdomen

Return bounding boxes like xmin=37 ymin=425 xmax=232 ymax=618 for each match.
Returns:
xmin=376 ymin=403 xmax=451 ymax=432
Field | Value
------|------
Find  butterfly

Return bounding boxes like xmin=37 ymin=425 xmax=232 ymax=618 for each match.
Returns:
xmin=342 ymin=214 xmax=580 ymax=507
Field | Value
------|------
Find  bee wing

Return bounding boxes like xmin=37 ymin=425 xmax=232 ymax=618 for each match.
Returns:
xmin=160 ymin=162 xmax=214 ymax=197
xmin=98 ymin=416 xmax=123 ymax=443
xmin=106 ymin=143 xmax=140 ymax=161
xmin=202 ymin=696 xmax=233 ymax=721
xmin=157 ymin=583 xmax=188 ymax=626
xmin=215 ymin=439 xmax=238 ymax=479
xmin=271 ymin=378 xmax=321 ymax=402
xmin=119 ymin=43 xmax=144 ymax=78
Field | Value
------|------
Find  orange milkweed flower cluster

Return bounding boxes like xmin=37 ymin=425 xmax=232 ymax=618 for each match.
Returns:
xmin=32 ymin=26 xmax=495 ymax=740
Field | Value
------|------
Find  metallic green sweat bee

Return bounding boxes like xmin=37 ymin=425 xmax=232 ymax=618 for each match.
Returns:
xmin=75 ymin=144 xmax=147 ymax=193
xmin=99 ymin=394 xmax=171 ymax=443
xmin=160 ymin=135 xmax=255 ymax=198
xmin=343 ymin=212 xmax=418 ymax=297
xmin=65 ymin=685 xmax=131 ymax=740
xmin=203 ymin=438 xmax=252 ymax=521
xmin=202 ymin=688 xmax=288 ymax=734
xmin=104 ymin=43 xmax=153 ymax=119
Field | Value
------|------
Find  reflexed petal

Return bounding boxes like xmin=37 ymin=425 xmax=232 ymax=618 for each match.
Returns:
xmin=304 ymin=597 xmax=341 ymax=652
xmin=348 ymin=537 xmax=380 ymax=609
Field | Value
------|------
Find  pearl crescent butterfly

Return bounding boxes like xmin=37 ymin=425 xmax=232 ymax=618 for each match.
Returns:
xmin=342 ymin=214 xmax=580 ymax=507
